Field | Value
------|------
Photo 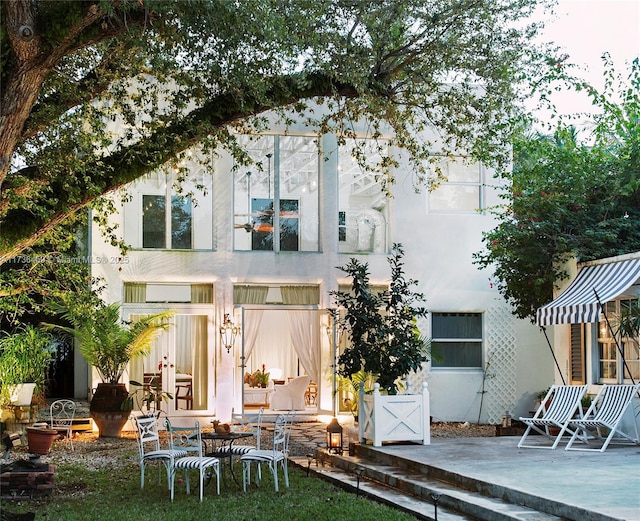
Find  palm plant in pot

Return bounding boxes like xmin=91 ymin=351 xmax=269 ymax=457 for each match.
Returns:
xmin=54 ymin=303 xmax=174 ymax=437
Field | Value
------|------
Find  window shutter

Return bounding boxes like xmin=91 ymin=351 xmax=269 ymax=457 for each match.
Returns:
xmin=569 ymin=323 xmax=585 ymax=384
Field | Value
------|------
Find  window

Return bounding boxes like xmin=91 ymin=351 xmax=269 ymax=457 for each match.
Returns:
xmin=428 ymin=158 xmax=483 ymax=213
xmin=337 ymin=138 xmax=390 ymax=253
xmin=598 ymin=299 xmax=640 ymax=382
xmin=142 ymin=194 xmax=192 ymax=249
xmin=234 ymin=135 xmax=319 ymax=252
xmin=431 ymin=312 xmax=483 ymax=368
xmin=569 ymin=323 xmax=585 ymax=384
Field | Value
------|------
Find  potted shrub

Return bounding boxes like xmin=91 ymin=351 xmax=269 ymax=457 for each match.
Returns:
xmin=332 ymin=243 xmax=431 ymax=446
xmin=0 ymin=325 xmax=56 ymax=408
xmin=54 ymin=303 xmax=174 ymax=437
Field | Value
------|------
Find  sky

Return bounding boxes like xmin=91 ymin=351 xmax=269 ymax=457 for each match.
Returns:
xmin=531 ymin=0 xmax=640 ymax=121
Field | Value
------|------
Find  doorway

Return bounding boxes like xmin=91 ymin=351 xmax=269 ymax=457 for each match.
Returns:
xmin=127 ymin=308 xmax=214 ymax=416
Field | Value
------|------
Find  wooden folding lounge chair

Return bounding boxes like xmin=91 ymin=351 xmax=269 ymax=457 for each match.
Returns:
xmin=565 ymin=383 xmax=640 ymax=452
xmin=518 ymin=385 xmax=587 ymax=449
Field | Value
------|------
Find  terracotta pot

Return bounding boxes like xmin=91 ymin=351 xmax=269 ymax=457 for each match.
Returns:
xmin=90 ymin=383 xmax=132 ymax=438
xmin=26 ymin=426 xmax=58 ymax=455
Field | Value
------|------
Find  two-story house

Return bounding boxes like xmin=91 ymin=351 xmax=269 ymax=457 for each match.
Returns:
xmin=88 ymin=109 xmax=552 ymax=426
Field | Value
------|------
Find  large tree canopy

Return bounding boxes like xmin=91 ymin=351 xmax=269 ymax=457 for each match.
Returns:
xmin=474 ymin=57 xmax=640 ymax=321
xmin=0 ymin=0 xmax=560 ymax=266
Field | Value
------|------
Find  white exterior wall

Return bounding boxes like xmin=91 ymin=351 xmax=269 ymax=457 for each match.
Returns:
xmin=90 ymin=112 xmax=553 ymax=425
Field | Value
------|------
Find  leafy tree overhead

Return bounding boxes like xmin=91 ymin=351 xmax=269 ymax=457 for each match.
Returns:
xmin=1 ymin=0 xmax=561 ymax=268
xmin=474 ymin=58 xmax=640 ymax=322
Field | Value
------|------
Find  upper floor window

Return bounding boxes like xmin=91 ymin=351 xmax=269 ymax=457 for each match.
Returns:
xmin=338 ymin=138 xmax=390 ymax=253
xmin=428 ymin=158 xmax=484 ymax=213
xmin=233 ymin=135 xmax=319 ymax=252
xmin=142 ymin=194 xmax=192 ymax=249
xmin=431 ymin=312 xmax=483 ymax=368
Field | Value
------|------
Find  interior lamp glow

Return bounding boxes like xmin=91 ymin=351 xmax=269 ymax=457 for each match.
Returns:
xmin=326 ymin=416 xmax=343 ymax=454
xmin=219 ymin=313 xmax=240 ymax=353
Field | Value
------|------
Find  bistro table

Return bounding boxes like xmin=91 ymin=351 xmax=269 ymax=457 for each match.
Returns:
xmin=201 ymin=430 xmax=253 ymax=487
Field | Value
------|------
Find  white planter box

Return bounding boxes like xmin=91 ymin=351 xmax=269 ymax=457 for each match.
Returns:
xmin=8 ymin=383 xmax=37 ymax=406
xmin=359 ymin=382 xmax=430 ymax=447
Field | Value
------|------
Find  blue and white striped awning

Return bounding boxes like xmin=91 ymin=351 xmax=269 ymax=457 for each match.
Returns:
xmin=536 ymin=258 xmax=640 ymax=326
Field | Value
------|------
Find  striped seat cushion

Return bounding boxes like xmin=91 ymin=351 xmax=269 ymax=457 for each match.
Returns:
xmin=144 ymin=449 xmax=188 ymax=461
xmin=215 ymin=445 xmax=256 ymax=455
xmin=240 ymin=449 xmax=285 ymax=463
xmin=174 ymin=456 xmax=219 ymax=469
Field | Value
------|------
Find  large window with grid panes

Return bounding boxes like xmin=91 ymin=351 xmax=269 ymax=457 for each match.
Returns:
xmin=337 ymin=138 xmax=390 ymax=253
xmin=233 ymin=134 xmax=319 ymax=252
xmin=598 ymin=299 xmax=640 ymax=383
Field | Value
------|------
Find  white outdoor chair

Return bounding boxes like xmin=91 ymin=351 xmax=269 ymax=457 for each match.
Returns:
xmin=565 ymin=383 xmax=640 ymax=452
xmin=49 ymin=399 xmax=76 ymax=450
xmin=222 ymin=407 xmax=264 ymax=456
xmin=166 ymin=419 xmax=220 ymax=501
xmin=270 ymin=375 xmax=310 ymax=410
xmin=241 ymin=412 xmax=291 ymax=492
xmin=133 ymin=414 xmax=187 ymax=490
xmin=518 ymin=385 xmax=587 ymax=449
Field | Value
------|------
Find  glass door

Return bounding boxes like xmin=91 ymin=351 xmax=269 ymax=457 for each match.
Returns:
xmin=128 ymin=311 xmax=212 ymax=415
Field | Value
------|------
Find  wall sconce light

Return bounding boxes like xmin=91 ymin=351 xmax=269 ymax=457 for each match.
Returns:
xmin=326 ymin=416 xmax=343 ymax=454
xmin=219 ymin=313 xmax=239 ymax=353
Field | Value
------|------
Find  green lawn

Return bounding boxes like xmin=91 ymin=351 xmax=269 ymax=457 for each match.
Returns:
xmin=2 ymin=453 xmax=416 ymax=521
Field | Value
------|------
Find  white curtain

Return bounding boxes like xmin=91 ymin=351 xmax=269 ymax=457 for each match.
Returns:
xmin=287 ymin=310 xmax=320 ymax=383
xmin=243 ymin=309 xmax=264 ymax=364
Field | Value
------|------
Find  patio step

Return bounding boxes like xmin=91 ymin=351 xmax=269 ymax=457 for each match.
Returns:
xmin=291 ymin=446 xmax=569 ymax=521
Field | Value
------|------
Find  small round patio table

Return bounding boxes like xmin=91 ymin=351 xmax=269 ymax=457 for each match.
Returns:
xmin=201 ymin=430 xmax=252 ymax=488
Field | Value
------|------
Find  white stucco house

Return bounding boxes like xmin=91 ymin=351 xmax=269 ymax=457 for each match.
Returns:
xmin=88 ymin=107 xmax=553 ymax=427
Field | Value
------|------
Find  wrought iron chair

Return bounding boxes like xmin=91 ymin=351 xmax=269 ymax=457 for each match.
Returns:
xmin=49 ymin=399 xmax=77 ymax=450
xmin=241 ymin=412 xmax=293 ymax=492
xmin=133 ymin=414 xmax=187 ymax=491
xmin=166 ymin=419 xmax=220 ymax=501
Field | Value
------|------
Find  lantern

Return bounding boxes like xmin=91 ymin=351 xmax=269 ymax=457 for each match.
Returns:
xmin=326 ymin=416 xmax=343 ymax=454
xmin=219 ymin=313 xmax=239 ymax=353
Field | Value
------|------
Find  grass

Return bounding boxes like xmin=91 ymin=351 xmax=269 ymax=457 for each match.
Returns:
xmin=2 ymin=448 xmax=416 ymax=521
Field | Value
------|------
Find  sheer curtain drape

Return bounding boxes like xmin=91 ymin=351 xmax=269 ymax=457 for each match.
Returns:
xmin=242 ymin=309 xmax=265 ymax=363
xmin=287 ymin=310 xmax=320 ymax=383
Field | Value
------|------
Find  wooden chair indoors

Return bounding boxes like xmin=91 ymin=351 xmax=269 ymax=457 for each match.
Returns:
xmin=176 ymin=382 xmax=193 ymax=410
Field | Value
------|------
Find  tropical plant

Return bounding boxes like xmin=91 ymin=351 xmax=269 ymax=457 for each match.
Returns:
xmin=332 ymin=243 xmax=429 ymax=394
xmin=0 ymin=324 xmax=56 ymax=404
xmin=1 ymin=0 xmax=562 ymax=270
xmin=474 ymin=58 xmax=640 ymax=321
xmin=615 ymin=299 xmax=640 ymax=339
xmin=52 ymin=303 xmax=175 ymax=384
xmin=337 ymin=369 xmax=376 ymax=418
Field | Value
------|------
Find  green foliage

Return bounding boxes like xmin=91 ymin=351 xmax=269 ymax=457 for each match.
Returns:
xmin=474 ymin=58 xmax=640 ymax=321
xmin=332 ymin=244 xmax=429 ymax=394
xmin=614 ymin=299 xmax=640 ymax=339
xmin=0 ymin=324 xmax=56 ymax=403
xmin=1 ymin=0 xmax=561 ymax=266
xmin=50 ymin=303 xmax=175 ymax=384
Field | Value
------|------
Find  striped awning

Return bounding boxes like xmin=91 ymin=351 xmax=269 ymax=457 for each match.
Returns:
xmin=536 ymin=258 xmax=640 ymax=326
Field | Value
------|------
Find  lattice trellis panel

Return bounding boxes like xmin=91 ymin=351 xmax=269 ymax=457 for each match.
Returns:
xmin=484 ymin=305 xmax=517 ymax=424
